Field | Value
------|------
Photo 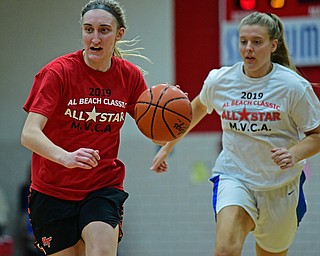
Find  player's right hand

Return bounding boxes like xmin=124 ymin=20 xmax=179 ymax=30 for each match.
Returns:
xmin=150 ymin=147 xmax=169 ymax=173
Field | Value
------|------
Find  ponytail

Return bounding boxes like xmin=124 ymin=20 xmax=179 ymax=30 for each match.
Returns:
xmin=239 ymin=12 xmax=297 ymax=72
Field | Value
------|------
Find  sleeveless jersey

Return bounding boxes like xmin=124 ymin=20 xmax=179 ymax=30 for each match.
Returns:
xmin=24 ymin=50 xmax=148 ymax=200
xmin=200 ymin=62 xmax=320 ymax=190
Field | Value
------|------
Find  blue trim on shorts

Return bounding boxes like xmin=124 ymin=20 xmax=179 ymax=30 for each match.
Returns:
xmin=210 ymin=175 xmax=220 ymax=221
xmin=297 ymin=171 xmax=307 ymax=226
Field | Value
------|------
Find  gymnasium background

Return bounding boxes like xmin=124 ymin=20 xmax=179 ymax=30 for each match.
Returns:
xmin=0 ymin=0 xmax=319 ymax=255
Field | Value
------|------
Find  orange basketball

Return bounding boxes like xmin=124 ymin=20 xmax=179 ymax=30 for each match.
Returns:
xmin=134 ymin=83 xmax=192 ymax=141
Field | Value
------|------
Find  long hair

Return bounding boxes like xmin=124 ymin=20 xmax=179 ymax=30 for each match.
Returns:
xmin=80 ymin=0 xmax=151 ymax=74
xmin=239 ymin=12 xmax=297 ymax=72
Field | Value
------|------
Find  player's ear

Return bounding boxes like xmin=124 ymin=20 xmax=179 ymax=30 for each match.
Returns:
xmin=271 ymin=39 xmax=278 ymax=53
xmin=116 ymin=27 xmax=125 ymax=41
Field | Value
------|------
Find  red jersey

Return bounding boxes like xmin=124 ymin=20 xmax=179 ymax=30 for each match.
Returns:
xmin=23 ymin=50 xmax=148 ymax=200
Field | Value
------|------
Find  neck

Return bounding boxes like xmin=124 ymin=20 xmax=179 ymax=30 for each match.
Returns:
xmin=244 ymin=63 xmax=273 ymax=78
xmin=82 ymin=50 xmax=111 ymax=72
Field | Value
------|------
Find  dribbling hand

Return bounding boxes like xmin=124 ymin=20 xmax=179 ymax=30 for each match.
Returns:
xmin=150 ymin=147 xmax=169 ymax=173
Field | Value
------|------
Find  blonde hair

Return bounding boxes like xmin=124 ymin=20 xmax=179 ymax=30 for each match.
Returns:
xmin=239 ymin=12 xmax=297 ymax=72
xmin=81 ymin=0 xmax=151 ymax=74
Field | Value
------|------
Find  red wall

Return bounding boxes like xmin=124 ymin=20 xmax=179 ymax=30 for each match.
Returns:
xmin=299 ymin=67 xmax=320 ymax=84
xmin=174 ymin=0 xmax=221 ymax=132
xmin=174 ymin=0 xmax=320 ymax=132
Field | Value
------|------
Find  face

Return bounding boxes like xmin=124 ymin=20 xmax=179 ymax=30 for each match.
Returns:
xmin=81 ymin=9 xmax=125 ymax=71
xmin=239 ymin=25 xmax=278 ymax=78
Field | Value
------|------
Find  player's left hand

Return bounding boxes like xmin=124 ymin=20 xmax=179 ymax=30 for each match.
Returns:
xmin=271 ymin=147 xmax=296 ymax=169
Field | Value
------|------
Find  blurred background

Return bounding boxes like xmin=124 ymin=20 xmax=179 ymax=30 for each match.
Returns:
xmin=0 ymin=0 xmax=319 ymax=255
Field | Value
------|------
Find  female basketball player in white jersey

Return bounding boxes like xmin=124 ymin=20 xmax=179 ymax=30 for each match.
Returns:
xmin=151 ymin=12 xmax=320 ymax=256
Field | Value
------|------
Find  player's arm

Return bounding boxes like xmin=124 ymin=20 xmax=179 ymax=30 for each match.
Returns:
xmin=21 ymin=112 xmax=100 ymax=169
xmin=151 ymin=96 xmax=208 ymax=172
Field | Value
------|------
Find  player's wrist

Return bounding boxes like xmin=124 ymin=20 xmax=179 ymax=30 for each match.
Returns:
xmin=162 ymin=143 xmax=174 ymax=154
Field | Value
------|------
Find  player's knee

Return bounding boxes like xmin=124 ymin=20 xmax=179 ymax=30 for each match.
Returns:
xmin=88 ymin=246 xmax=114 ymax=256
xmin=214 ymin=241 xmax=243 ymax=256
xmin=85 ymin=233 xmax=117 ymax=256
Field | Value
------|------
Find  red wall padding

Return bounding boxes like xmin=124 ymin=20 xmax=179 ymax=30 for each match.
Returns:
xmin=174 ymin=0 xmax=319 ymax=132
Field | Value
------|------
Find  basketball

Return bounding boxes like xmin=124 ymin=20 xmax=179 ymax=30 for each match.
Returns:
xmin=134 ymin=83 xmax=192 ymax=141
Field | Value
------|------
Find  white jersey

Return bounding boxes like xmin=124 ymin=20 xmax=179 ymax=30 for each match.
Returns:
xmin=200 ymin=62 xmax=320 ymax=190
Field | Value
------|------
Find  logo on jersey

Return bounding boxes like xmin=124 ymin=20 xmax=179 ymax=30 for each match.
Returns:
xmin=64 ymin=94 xmax=128 ymax=133
xmin=64 ymin=106 xmax=125 ymax=123
xmin=42 ymin=236 xmax=52 ymax=248
xmin=221 ymin=98 xmax=281 ymax=133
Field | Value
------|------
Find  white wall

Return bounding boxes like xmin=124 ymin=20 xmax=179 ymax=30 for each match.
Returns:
xmin=1 ymin=1 xmax=320 ymax=256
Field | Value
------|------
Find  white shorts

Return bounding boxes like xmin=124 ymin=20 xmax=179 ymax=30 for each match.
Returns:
xmin=210 ymin=172 xmax=307 ymax=253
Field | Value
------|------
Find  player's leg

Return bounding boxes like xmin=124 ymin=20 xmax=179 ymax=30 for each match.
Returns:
xmin=28 ymin=190 xmax=82 ymax=256
xmin=215 ymin=205 xmax=255 ymax=256
xmin=82 ymin=221 xmax=119 ymax=256
xmin=49 ymin=240 xmax=85 ymax=256
xmin=256 ymin=243 xmax=288 ymax=256
xmin=211 ymin=174 xmax=257 ymax=256
xmin=253 ymin=172 xmax=307 ymax=255
xmin=78 ymin=187 xmax=129 ymax=256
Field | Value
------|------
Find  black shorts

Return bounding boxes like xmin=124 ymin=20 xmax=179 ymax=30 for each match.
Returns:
xmin=28 ymin=187 xmax=129 ymax=255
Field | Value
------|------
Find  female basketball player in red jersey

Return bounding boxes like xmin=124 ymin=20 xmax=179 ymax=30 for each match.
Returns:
xmin=21 ymin=0 xmax=148 ymax=255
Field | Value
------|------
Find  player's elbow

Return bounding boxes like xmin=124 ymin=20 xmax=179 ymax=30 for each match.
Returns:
xmin=21 ymin=127 xmax=33 ymax=149
xmin=21 ymin=130 xmax=28 ymax=148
